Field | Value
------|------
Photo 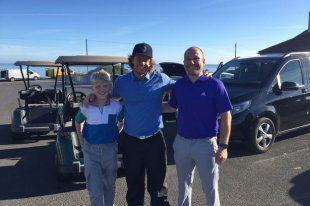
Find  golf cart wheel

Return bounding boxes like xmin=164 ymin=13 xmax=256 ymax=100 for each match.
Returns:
xmin=55 ymin=154 xmax=72 ymax=181
xmin=56 ymin=169 xmax=72 ymax=182
xmin=11 ymin=132 xmax=25 ymax=140
xmin=10 ymin=77 xmax=15 ymax=82
xmin=250 ymin=117 xmax=276 ymax=153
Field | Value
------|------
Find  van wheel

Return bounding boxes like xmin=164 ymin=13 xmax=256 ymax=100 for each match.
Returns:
xmin=250 ymin=117 xmax=276 ymax=153
xmin=33 ymin=76 xmax=38 ymax=80
xmin=10 ymin=77 xmax=15 ymax=82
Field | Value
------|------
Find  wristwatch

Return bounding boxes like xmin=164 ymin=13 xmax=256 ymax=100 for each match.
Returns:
xmin=219 ymin=143 xmax=229 ymax=149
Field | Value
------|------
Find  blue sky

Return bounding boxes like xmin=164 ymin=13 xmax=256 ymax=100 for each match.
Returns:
xmin=0 ymin=0 xmax=309 ymax=64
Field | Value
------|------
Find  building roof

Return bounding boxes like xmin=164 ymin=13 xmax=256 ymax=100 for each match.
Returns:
xmin=258 ymin=30 xmax=310 ymax=55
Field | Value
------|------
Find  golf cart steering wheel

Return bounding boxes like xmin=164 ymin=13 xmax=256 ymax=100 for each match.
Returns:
xmin=67 ymin=91 xmax=86 ymax=103
xmin=28 ymin=84 xmax=42 ymax=92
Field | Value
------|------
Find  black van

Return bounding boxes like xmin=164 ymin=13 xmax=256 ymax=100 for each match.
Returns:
xmin=212 ymin=52 xmax=310 ymax=153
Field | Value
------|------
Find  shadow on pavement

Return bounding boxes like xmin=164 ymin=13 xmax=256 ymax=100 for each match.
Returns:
xmin=0 ymin=124 xmax=57 ymax=146
xmin=0 ymin=124 xmax=85 ymax=200
xmin=0 ymin=124 xmax=14 ymax=145
xmin=275 ymin=127 xmax=310 ymax=143
xmin=289 ymin=170 xmax=310 ymax=205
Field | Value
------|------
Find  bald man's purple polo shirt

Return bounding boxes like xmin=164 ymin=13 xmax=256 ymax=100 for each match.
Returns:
xmin=169 ymin=75 xmax=232 ymax=139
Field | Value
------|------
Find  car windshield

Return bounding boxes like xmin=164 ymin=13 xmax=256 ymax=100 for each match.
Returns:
xmin=213 ymin=59 xmax=281 ymax=85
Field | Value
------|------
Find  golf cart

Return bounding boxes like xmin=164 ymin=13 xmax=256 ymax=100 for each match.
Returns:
xmin=11 ymin=61 xmax=64 ymax=139
xmin=54 ymin=55 xmax=128 ymax=180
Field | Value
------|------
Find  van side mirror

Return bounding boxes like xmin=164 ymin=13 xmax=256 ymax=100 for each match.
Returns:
xmin=272 ymin=84 xmax=281 ymax=94
xmin=216 ymin=62 xmax=223 ymax=71
xmin=281 ymin=81 xmax=299 ymax=91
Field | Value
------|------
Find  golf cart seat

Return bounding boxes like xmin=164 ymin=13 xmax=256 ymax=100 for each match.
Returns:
xmin=19 ymin=89 xmax=36 ymax=101
xmin=18 ymin=86 xmax=62 ymax=125
xmin=45 ymin=89 xmax=64 ymax=103
xmin=25 ymin=106 xmax=59 ymax=124
xmin=20 ymin=89 xmax=63 ymax=104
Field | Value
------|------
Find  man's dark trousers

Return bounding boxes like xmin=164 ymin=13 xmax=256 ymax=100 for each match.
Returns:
xmin=120 ymin=131 xmax=170 ymax=206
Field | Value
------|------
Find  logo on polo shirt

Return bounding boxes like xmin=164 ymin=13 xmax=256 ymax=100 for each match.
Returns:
xmin=200 ymin=92 xmax=206 ymax=96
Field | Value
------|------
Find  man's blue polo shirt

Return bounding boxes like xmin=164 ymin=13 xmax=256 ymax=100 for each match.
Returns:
xmin=113 ymin=72 xmax=174 ymax=137
xmin=169 ymin=75 xmax=232 ymax=139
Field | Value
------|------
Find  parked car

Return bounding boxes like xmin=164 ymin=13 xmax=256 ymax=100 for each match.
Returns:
xmin=11 ymin=61 xmax=63 ymax=139
xmin=212 ymin=52 xmax=310 ymax=153
xmin=1 ymin=68 xmax=40 ymax=82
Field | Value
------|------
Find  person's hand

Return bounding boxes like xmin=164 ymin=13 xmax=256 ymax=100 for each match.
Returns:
xmin=82 ymin=93 xmax=97 ymax=107
xmin=203 ymin=70 xmax=212 ymax=77
xmin=215 ymin=148 xmax=228 ymax=165
xmin=75 ymin=138 xmax=84 ymax=151
xmin=80 ymin=137 xmax=86 ymax=148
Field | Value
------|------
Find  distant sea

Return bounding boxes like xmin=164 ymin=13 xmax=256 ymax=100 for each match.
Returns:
xmin=0 ymin=63 xmax=219 ymax=78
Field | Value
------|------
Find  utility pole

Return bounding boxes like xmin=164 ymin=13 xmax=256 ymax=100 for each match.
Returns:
xmin=308 ymin=11 xmax=310 ymax=32
xmin=86 ymin=39 xmax=88 ymax=72
xmin=235 ymin=43 xmax=237 ymax=58
xmin=86 ymin=39 xmax=88 ymax=56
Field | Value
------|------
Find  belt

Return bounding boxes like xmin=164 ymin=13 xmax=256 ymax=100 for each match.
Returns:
xmin=135 ymin=131 xmax=160 ymax=140
xmin=177 ymin=134 xmax=217 ymax=141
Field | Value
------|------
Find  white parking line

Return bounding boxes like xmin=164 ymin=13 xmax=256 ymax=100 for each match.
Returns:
xmin=253 ymin=148 xmax=310 ymax=164
xmin=0 ymin=158 xmax=21 ymax=167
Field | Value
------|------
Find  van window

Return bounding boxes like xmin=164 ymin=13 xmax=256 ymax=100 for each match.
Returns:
xmin=300 ymin=57 xmax=310 ymax=86
xmin=279 ymin=60 xmax=303 ymax=86
xmin=1 ymin=70 xmax=7 ymax=78
xmin=213 ymin=59 xmax=280 ymax=85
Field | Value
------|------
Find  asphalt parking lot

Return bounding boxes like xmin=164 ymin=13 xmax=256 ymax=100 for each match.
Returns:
xmin=0 ymin=80 xmax=309 ymax=206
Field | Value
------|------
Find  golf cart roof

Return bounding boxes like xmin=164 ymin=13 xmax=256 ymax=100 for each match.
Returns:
xmin=14 ymin=61 xmax=62 ymax=67
xmin=55 ymin=55 xmax=128 ymax=65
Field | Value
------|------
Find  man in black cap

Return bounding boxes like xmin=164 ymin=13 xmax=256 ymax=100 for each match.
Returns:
xmin=113 ymin=42 xmax=173 ymax=206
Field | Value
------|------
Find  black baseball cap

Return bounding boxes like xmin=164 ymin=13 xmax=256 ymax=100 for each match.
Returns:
xmin=132 ymin=43 xmax=153 ymax=58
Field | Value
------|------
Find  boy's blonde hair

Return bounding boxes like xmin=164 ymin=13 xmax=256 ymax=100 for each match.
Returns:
xmin=90 ymin=69 xmax=111 ymax=84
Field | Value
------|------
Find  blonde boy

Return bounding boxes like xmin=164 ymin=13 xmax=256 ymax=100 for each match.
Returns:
xmin=75 ymin=69 xmax=123 ymax=206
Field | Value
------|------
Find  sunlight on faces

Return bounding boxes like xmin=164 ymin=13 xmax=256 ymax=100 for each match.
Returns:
xmin=91 ymin=80 xmax=112 ymax=100
xmin=90 ymin=69 xmax=112 ymax=101
xmin=133 ymin=54 xmax=152 ymax=78
xmin=183 ymin=48 xmax=205 ymax=77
